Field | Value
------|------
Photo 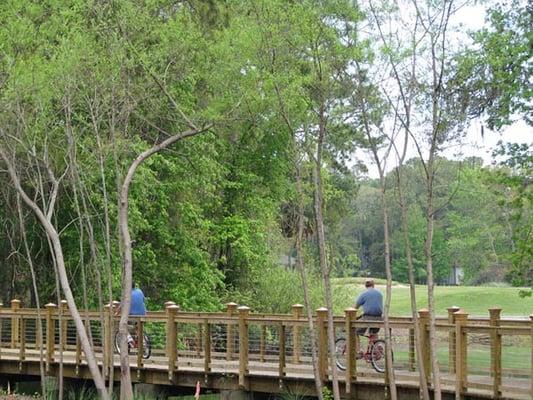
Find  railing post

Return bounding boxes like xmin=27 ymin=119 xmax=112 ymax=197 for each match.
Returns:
xmin=454 ymin=310 xmax=468 ymax=399
xmin=19 ymin=315 xmax=26 ymax=363
xmin=226 ymin=302 xmax=237 ymax=361
xmin=11 ymin=299 xmax=21 ymax=349
xmin=418 ymin=308 xmax=431 ymax=385
xmin=260 ymin=325 xmax=266 ymax=362
xmin=0 ymin=302 xmax=3 ymax=360
xmin=278 ymin=323 xmax=286 ymax=380
xmin=45 ymin=303 xmax=57 ymax=373
xmin=164 ymin=301 xmax=176 ymax=356
xmin=345 ymin=308 xmax=357 ymax=394
xmin=408 ymin=326 xmax=415 ymax=372
xmin=203 ymin=318 xmax=211 ymax=376
xmin=167 ymin=305 xmax=179 ymax=381
xmin=103 ymin=303 xmax=112 ymax=378
xmin=316 ymin=307 xmax=328 ymax=383
xmin=136 ymin=318 xmax=144 ymax=370
xmin=196 ymin=322 xmax=203 ymax=357
xmin=529 ymin=314 xmax=533 ymax=399
xmin=238 ymin=306 xmax=250 ymax=388
xmin=488 ymin=308 xmax=502 ymax=399
xmin=60 ymin=300 xmax=68 ymax=351
xmin=447 ymin=306 xmax=460 ymax=373
xmin=292 ymin=304 xmax=303 ymax=364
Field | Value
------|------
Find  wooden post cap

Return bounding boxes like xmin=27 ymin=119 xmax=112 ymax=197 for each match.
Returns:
xmin=0 ymin=302 xmax=3 ymax=307
xmin=226 ymin=302 xmax=238 ymax=312
xmin=237 ymin=306 xmax=250 ymax=314
xmin=164 ymin=301 xmax=176 ymax=308
xmin=60 ymin=299 xmax=68 ymax=308
xmin=453 ymin=310 xmax=468 ymax=319
xmin=11 ymin=299 xmax=21 ymax=307
xmin=166 ymin=305 xmax=179 ymax=313
xmin=447 ymin=306 xmax=460 ymax=313
xmin=292 ymin=304 xmax=304 ymax=317
xmin=418 ymin=308 xmax=429 ymax=317
xmin=316 ymin=307 xmax=328 ymax=317
xmin=344 ymin=307 xmax=357 ymax=314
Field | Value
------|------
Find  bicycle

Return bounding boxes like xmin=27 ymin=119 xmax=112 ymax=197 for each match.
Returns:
xmin=114 ymin=326 xmax=151 ymax=359
xmin=335 ymin=333 xmax=391 ymax=373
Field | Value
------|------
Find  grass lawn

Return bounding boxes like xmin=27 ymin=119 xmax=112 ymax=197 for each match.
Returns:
xmin=332 ymin=278 xmax=533 ymax=317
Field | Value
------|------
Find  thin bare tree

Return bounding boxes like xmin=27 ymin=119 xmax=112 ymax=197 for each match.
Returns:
xmin=116 ymin=123 xmax=212 ymax=399
xmin=0 ymin=142 xmax=112 ymax=400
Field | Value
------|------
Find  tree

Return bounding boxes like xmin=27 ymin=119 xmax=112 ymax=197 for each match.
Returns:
xmin=457 ymin=0 xmax=532 ymax=129
xmin=490 ymin=141 xmax=532 ymax=294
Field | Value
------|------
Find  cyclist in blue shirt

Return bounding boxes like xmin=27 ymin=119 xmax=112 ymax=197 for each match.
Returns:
xmin=130 ymin=282 xmax=147 ymax=316
xmin=354 ymin=279 xmax=383 ymax=357
xmin=116 ymin=282 xmax=147 ymax=346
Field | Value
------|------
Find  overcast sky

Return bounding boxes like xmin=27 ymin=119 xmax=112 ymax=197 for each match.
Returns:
xmin=357 ymin=1 xmax=532 ymax=178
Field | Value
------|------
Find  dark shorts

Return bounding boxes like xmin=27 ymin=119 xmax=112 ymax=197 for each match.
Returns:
xmin=356 ymin=314 xmax=382 ymax=336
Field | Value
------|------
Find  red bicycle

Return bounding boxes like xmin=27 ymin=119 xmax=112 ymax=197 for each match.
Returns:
xmin=114 ymin=328 xmax=151 ymax=359
xmin=335 ymin=333 xmax=391 ymax=373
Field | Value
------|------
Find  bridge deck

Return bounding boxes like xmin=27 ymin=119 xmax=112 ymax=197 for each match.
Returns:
xmin=0 ymin=348 xmax=530 ymax=399
xmin=1 ymin=304 xmax=531 ymax=399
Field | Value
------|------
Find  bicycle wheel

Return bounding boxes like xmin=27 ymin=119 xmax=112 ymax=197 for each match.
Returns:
xmin=114 ymin=331 xmax=133 ymax=355
xmin=370 ymin=339 xmax=392 ymax=373
xmin=335 ymin=337 xmax=347 ymax=371
xmin=142 ymin=334 xmax=151 ymax=359
xmin=114 ymin=331 xmax=124 ymax=354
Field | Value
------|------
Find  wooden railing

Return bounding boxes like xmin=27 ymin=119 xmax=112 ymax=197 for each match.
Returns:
xmin=0 ymin=300 xmax=531 ymax=399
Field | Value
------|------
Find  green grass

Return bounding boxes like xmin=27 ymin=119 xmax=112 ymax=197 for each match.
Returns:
xmin=332 ymin=279 xmax=533 ymax=317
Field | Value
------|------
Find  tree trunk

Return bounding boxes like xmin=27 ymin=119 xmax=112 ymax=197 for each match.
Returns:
xmin=0 ymin=147 xmax=112 ymax=400
xmin=395 ymin=166 xmax=430 ymax=400
xmin=377 ymin=176 xmax=398 ymax=400
xmin=424 ymin=163 xmax=441 ymax=399
xmin=295 ymin=161 xmax=324 ymax=400
xmin=312 ymin=113 xmax=340 ymax=400
xmin=117 ymin=126 xmax=211 ymax=399
xmin=16 ymin=194 xmax=46 ymax=398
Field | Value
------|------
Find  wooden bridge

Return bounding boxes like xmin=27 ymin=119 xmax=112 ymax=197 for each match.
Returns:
xmin=0 ymin=300 xmax=531 ymax=399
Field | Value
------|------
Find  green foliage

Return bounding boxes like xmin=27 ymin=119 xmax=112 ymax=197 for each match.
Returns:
xmin=0 ymin=0 xmax=530 ymax=317
xmin=489 ymin=141 xmax=532 ymax=288
xmin=456 ymin=0 xmax=532 ymax=129
xmin=226 ymin=265 xmax=324 ymax=313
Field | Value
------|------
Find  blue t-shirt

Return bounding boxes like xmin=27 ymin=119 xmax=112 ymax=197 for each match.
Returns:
xmin=130 ymin=288 xmax=146 ymax=316
xmin=355 ymin=288 xmax=383 ymax=316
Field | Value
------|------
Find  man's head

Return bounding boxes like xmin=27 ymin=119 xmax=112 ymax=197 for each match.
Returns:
xmin=365 ymin=279 xmax=375 ymax=288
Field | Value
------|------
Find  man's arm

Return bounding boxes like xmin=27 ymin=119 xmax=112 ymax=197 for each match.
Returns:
xmin=354 ymin=292 xmax=366 ymax=310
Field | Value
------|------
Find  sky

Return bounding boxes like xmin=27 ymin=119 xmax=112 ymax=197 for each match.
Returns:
xmin=447 ymin=0 xmax=531 ymax=165
xmin=358 ymin=1 xmax=532 ymax=178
